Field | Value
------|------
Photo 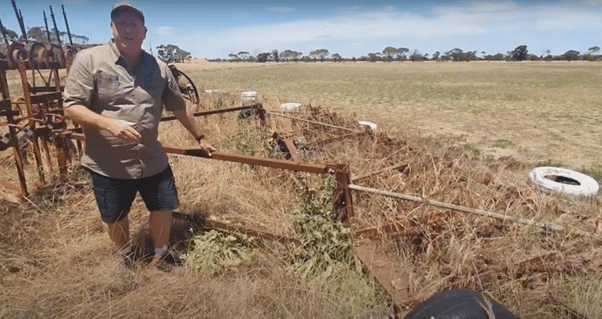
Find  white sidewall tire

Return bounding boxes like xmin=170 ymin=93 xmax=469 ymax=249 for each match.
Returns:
xmin=529 ymin=166 xmax=599 ymax=196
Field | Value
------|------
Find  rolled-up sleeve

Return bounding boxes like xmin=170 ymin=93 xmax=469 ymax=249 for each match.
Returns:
xmin=64 ymin=52 xmax=94 ymax=109
xmin=161 ymin=64 xmax=186 ymax=113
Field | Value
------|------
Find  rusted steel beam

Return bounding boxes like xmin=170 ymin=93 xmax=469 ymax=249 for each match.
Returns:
xmin=272 ymin=131 xmax=300 ymax=162
xmin=354 ymin=238 xmax=414 ymax=316
xmin=160 ymin=104 xmax=263 ymax=122
xmin=162 ymin=146 xmax=334 ymax=175
xmin=172 ymin=212 xmax=298 ymax=244
xmin=333 ymin=163 xmax=354 ymax=225
xmin=351 ymin=163 xmax=408 ymax=183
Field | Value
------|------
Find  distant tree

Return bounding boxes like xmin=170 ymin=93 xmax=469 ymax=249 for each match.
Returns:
xmin=271 ymin=49 xmax=279 ymax=62
xmin=409 ymin=50 xmax=423 ymax=62
xmin=510 ymin=45 xmax=528 ymax=61
xmin=1 ymin=25 xmax=19 ymax=42
xmin=309 ymin=48 xmax=329 ymax=61
xmin=432 ymin=51 xmax=440 ymax=61
xmin=237 ymin=51 xmax=250 ymax=61
xmin=382 ymin=46 xmax=397 ymax=60
xmin=588 ymin=46 xmax=600 ymax=55
xmin=228 ymin=53 xmax=239 ymax=61
xmin=395 ymin=47 xmax=409 ymax=61
xmin=331 ymin=53 xmax=342 ymax=62
xmin=27 ymin=26 xmax=49 ymax=42
xmin=157 ymin=44 xmax=191 ymax=63
xmin=446 ymin=48 xmax=464 ymax=61
xmin=257 ymin=52 xmax=270 ymax=62
xmin=563 ymin=50 xmax=580 ymax=62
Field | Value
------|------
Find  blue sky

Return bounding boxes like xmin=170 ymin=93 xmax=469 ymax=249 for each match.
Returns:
xmin=1 ymin=0 xmax=601 ymax=59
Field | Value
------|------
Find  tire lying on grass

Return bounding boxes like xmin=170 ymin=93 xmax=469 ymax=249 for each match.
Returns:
xmin=403 ymin=289 xmax=519 ymax=319
xmin=529 ymin=166 xmax=599 ymax=197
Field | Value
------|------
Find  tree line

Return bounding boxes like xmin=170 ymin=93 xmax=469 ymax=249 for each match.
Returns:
xmin=215 ymin=45 xmax=602 ymax=63
xmin=1 ymin=25 xmax=89 ymax=45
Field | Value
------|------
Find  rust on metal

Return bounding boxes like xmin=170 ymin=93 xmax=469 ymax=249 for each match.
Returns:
xmin=160 ymin=104 xmax=264 ymax=122
xmin=333 ymin=163 xmax=354 ymax=225
xmin=354 ymin=238 xmax=414 ymax=315
xmin=162 ymin=146 xmax=334 ymax=175
xmin=272 ymin=131 xmax=300 ymax=162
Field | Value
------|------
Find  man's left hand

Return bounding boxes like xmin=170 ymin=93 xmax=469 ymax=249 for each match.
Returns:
xmin=198 ymin=140 xmax=216 ymax=157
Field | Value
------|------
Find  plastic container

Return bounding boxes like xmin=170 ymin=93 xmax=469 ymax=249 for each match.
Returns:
xmin=358 ymin=120 xmax=377 ymax=132
xmin=241 ymin=91 xmax=258 ymax=102
xmin=280 ymin=102 xmax=302 ymax=111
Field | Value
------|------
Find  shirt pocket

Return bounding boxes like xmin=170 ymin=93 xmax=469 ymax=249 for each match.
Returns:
xmin=95 ymin=72 xmax=122 ymax=104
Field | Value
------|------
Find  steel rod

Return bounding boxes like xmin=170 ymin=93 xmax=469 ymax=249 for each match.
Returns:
xmin=160 ymin=105 xmax=262 ymax=122
xmin=348 ymin=184 xmax=566 ymax=232
xmin=162 ymin=146 xmax=334 ymax=175
xmin=264 ymin=110 xmax=361 ymax=133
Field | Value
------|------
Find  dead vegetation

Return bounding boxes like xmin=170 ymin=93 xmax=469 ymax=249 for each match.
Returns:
xmin=1 ymin=87 xmax=602 ymax=319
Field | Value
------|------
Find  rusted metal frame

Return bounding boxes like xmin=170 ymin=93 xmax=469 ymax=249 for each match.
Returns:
xmin=348 ymin=184 xmax=566 ymax=232
xmin=162 ymin=146 xmax=335 ymax=175
xmin=351 ymin=163 xmax=408 ymax=183
xmin=332 ymin=163 xmax=354 ymax=226
xmin=306 ymin=131 xmax=371 ymax=149
xmin=272 ymin=131 xmax=300 ymax=162
xmin=16 ymin=60 xmax=47 ymax=183
xmin=160 ymin=104 xmax=263 ymax=122
xmin=354 ymin=238 xmax=414 ymax=316
xmin=0 ymin=66 xmax=28 ymax=197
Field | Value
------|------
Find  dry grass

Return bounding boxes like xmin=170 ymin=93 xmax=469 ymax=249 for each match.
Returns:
xmin=2 ymin=61 xmax=602 ymax=318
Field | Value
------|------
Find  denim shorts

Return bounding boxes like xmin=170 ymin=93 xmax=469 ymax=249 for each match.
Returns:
xmin=89 ymin=165 xmax=179 ymax=223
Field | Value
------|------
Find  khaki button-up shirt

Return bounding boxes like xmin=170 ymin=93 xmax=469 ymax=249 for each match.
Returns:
xmin=64 ymin=43 xmax=186 ymax=179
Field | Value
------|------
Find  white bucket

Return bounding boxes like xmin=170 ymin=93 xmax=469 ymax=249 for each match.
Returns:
xmin=280 ymin=102 xmax=302 ymax=111
xmin=241 ymin=91 xmax=258 ymax=102
xmin=204 ymin=89 xmax=219 ymax=94
xmin=358 ymin=120 xmax=377 ymax=132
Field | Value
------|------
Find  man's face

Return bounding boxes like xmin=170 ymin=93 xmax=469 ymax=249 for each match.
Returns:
xmin=111 ymin=12 xmax=146 ymax=57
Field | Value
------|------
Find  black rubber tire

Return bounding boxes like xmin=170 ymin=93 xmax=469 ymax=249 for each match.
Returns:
xmin=403 ymin=289 xmax=519 ymax=319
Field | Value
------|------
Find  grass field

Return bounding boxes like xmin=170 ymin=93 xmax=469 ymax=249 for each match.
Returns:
xmin=178 ymin=61 xmax=602 ymax=170
xmin=2 ymin=61 xmax=602 ymax=318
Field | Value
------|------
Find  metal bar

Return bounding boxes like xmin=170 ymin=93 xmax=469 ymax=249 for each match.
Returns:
xmin=43 ymin=11 xmax=52 ymax=42
xmin=265 ymin=110 xmax=361 ymax=133
xmin=0 ymin=18 xmax=10 ymax=45
xmin=162 ymin=146 xmax=334 ymax=175
xmin=333 ymin=164 xmax=354 ymax=225
xmin=61 ymin=5 xmax=73 ymax=46
xmin=49 ymin=6 xmax=62 ymax=47
xmin=351 ymin=163 xmax=408 ymax=183
xmin=354 ymin=238 xmax=413 ymax=315
xmin=11 ymin=0 xmax=27 ymax=40
xmin=348 ymin=184 xmax=566 ymax=232
xmin=160 ymin=105 xmax=262 ymax=122
xmin=16 ymin=61 xmax=46 ymax=183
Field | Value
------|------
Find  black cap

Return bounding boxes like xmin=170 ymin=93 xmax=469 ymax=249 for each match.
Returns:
xmin=111 ymin=1 xmax=144 ymax=24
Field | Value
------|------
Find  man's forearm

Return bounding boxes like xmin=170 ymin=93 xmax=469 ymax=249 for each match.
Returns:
xmin=172 ymin=107 xmax=203 ymax=140
xmin=64 ymin=104 xmax=111 ymax=130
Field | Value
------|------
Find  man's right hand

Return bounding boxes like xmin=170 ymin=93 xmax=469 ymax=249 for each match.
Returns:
xmin=104 ymin=119 xmax=142 ymax=143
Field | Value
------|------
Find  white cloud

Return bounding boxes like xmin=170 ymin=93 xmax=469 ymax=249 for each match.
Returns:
xmin=154 ymin=26 xmax=176 ymax=36
xmin=180 ymin=2 xmax=602 ymax=57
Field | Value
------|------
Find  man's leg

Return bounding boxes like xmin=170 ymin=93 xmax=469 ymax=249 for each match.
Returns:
xmin=106 ymin=217 xmax=130 ymax=250
xmin=149 ymin=211 xmax=172 ymax=249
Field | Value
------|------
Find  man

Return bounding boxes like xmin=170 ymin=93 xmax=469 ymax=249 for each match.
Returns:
xmin=63 ymin=1 xmax=215 ymax=268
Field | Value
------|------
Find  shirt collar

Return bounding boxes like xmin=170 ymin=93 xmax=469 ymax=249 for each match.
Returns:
xmin=109 ymin=39 xmax=146 ymax=65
